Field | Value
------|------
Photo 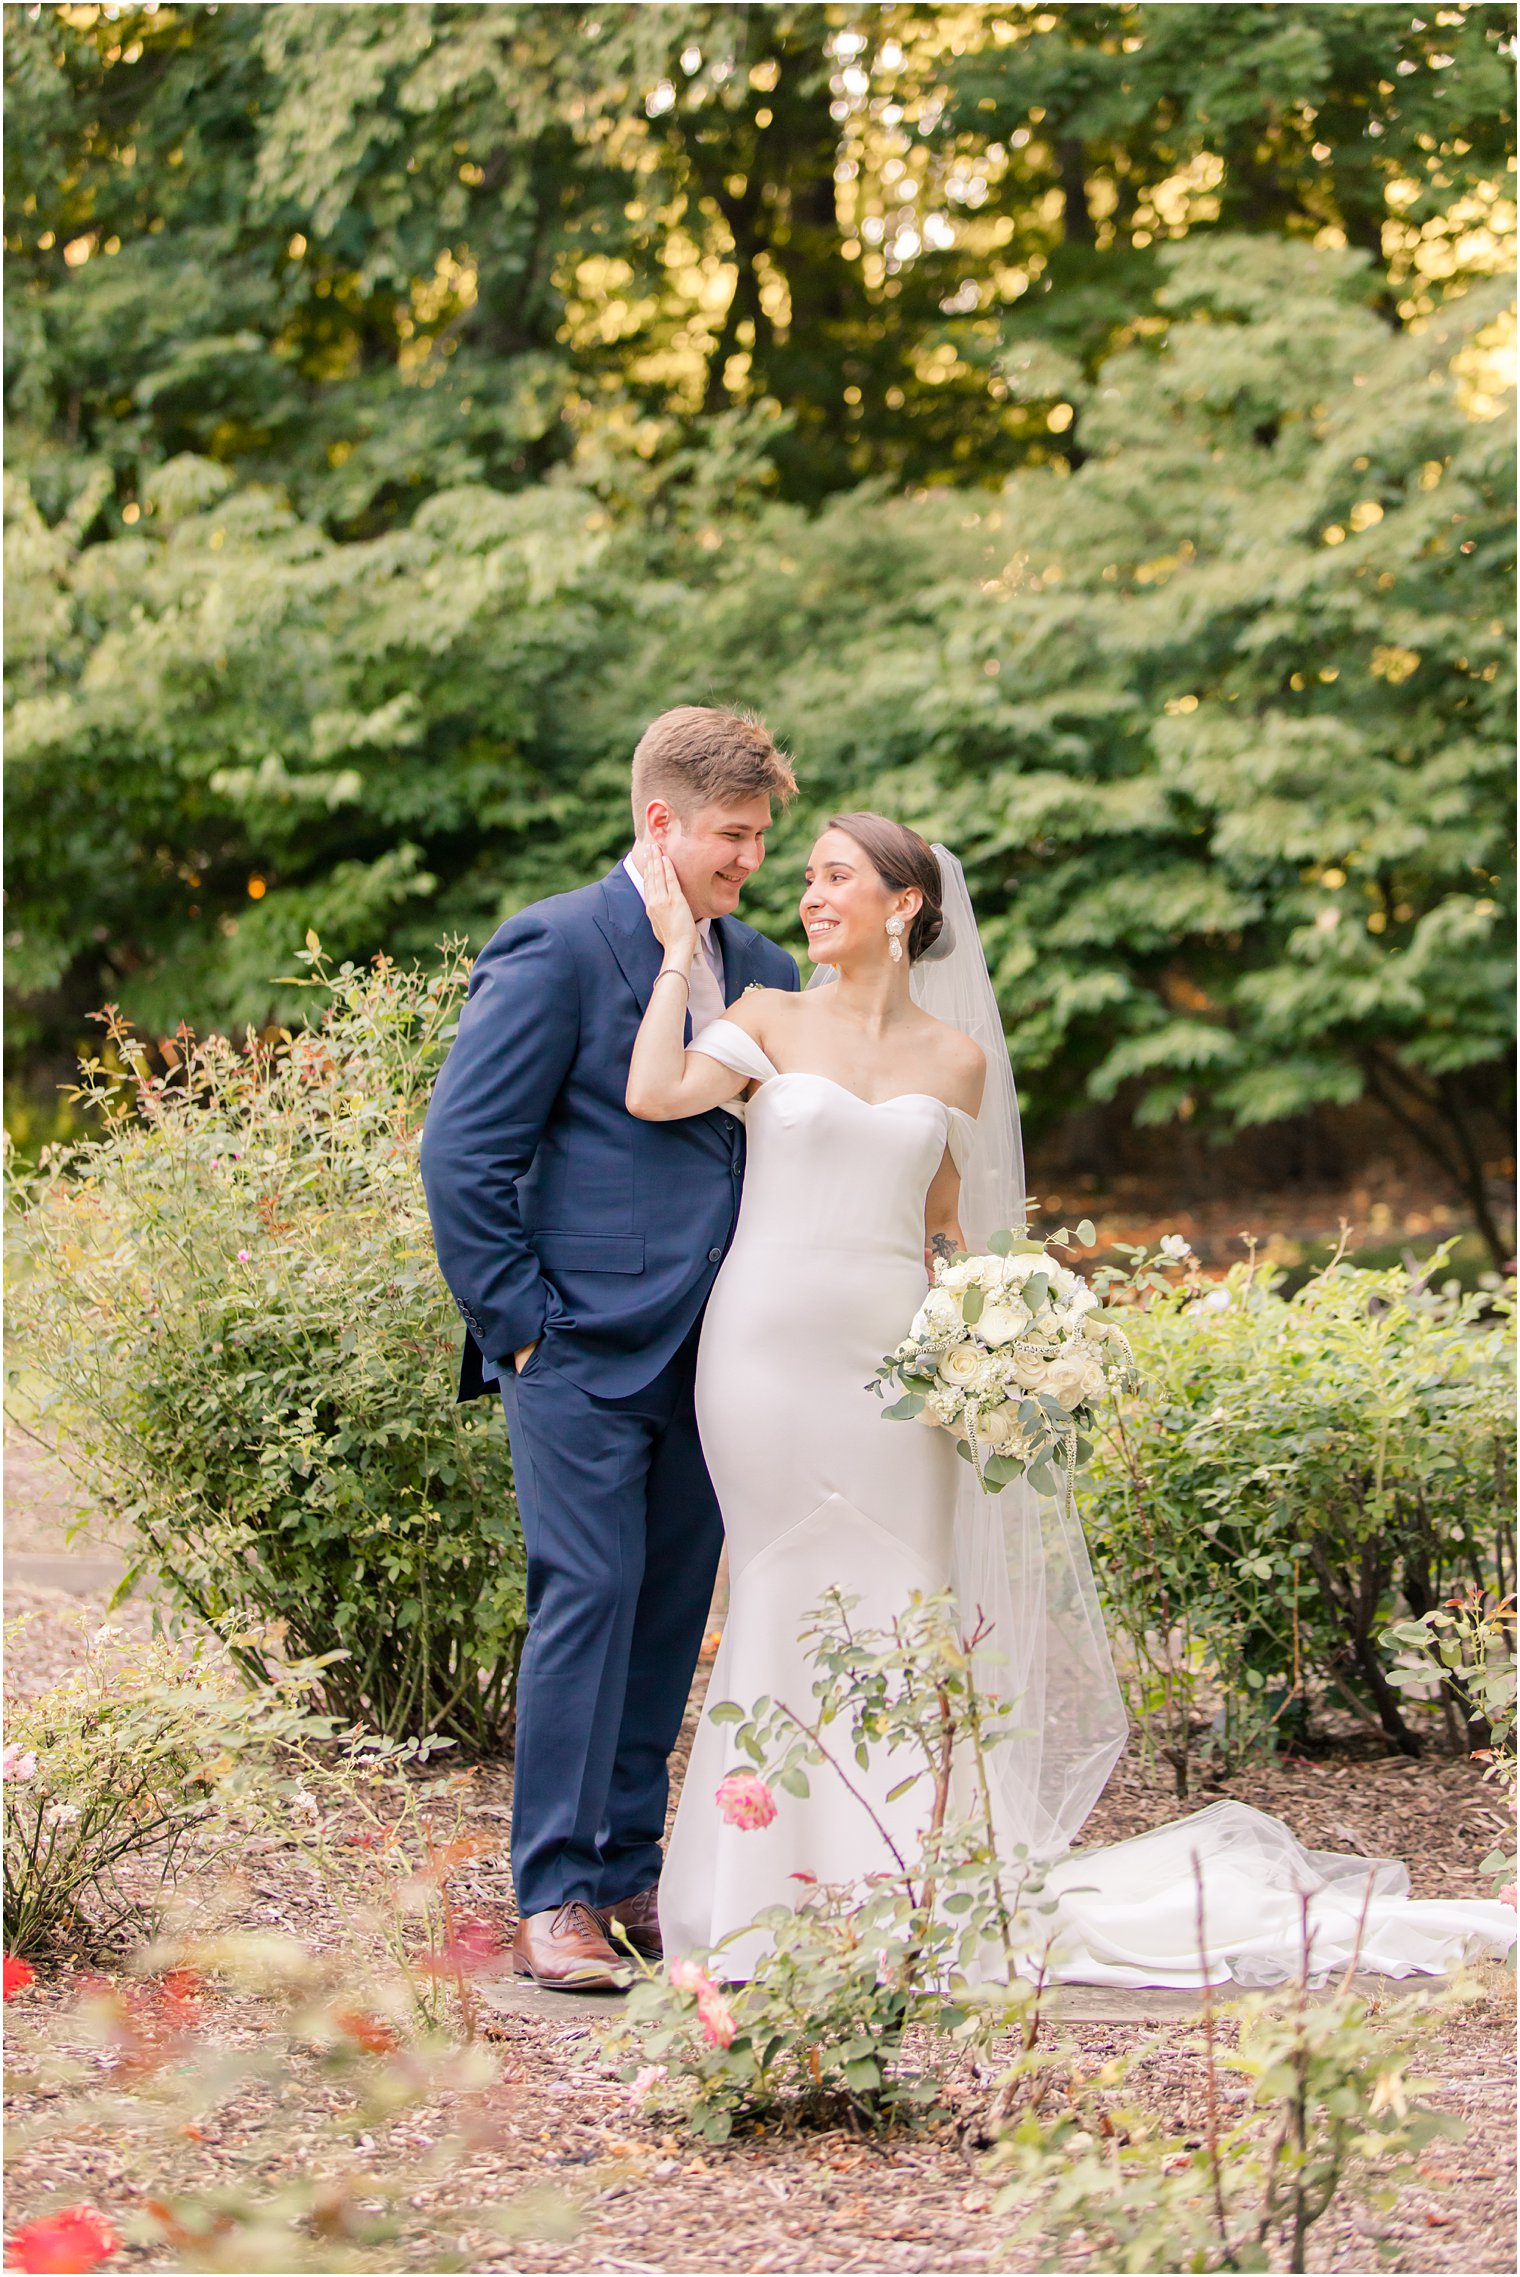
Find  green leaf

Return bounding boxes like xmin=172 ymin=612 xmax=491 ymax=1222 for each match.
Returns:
xmin=883 ymin=1392 xmax=927 ymax=1420
xmin=982 ymin=1453 xmax=1025 ymax=1486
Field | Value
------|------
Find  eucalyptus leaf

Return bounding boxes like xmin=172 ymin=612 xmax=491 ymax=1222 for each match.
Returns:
xmin=883 ymin=1392 xmax=926 ymax=1420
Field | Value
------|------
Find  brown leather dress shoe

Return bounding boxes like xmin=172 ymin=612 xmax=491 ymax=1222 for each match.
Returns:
xmin=597 ymin=1883 xmax=662 ymax=1962
xmin=512 ymin=1901 xmax=631 ymax=1991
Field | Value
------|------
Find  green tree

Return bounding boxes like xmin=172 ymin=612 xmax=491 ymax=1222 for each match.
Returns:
xmin=4 ymin=12 xmax=1514 ymax=1244
xmin=8 ymin=5 xmax=1511 ymax=517
xmin=937 ymin=2 xmax=1516 ymax=362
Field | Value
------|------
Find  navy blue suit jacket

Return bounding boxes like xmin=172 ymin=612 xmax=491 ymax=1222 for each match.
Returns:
xmin=420 ymin=865 xmax=800 ymax=1400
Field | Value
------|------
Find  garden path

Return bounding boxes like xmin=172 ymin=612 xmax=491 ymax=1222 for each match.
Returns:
xmin=3 ymin=1433 xmax=1514 ymax=2275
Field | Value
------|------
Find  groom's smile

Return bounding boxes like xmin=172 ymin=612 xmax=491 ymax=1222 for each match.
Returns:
xmin=653 ymin=793 xmax=773 ymax=922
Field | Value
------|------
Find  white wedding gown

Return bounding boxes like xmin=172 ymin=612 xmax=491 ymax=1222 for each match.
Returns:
xmin=658 ymin=1021 xmax=1518 ymax=1988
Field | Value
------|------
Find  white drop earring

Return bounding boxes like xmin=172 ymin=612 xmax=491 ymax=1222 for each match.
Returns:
xmin=885 ymin=915 xmax=906 ymax=964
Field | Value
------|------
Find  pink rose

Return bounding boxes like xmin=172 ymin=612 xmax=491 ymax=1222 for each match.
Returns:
xmin=628 ymin=2063 xmax=668 ymax=2103
xmin=236 ymin=1250 xmax=250 ymax=1263
xmin=697 ymin=1988 xmax=737 ymax=2048
xmin=2 ymin=1746 xmax=37 ymax=1784
xmin=715 ymin=1771 xmax=777 ymax=1831
xmin=668 ymin=1955 xmax=715 ymax=1999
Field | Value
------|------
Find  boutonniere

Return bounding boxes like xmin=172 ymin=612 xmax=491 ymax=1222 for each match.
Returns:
xmin=742 ymin=981 xmax=765 ymax=997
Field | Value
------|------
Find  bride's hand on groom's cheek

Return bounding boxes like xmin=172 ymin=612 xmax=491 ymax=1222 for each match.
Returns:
xmin=641 ymin=844 xmax=698 ymax=958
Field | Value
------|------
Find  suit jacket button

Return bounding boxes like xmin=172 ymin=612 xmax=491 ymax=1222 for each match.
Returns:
xmin=707 ymin=1246 xmax=723 ymax=1263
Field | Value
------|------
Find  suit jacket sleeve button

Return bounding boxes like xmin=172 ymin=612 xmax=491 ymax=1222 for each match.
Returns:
xmin=708 ymin=1246 xmax=723 ymax=1263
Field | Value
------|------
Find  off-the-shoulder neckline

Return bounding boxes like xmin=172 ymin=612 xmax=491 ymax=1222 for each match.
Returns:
xmin=698 ymin=1022 xmax=975 ymax=1120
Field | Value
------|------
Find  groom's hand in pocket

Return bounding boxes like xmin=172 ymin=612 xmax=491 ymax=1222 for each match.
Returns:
xmin=514 ymin=1340 xmax=539 ymax=1373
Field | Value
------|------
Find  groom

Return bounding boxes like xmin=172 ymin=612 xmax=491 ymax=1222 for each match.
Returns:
xmin=420 ymin=706 xmax=799 ymax=1988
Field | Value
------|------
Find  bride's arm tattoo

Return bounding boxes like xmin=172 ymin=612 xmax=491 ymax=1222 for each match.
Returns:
xmin=929 ymin=1233 xmax=957 ymax=1266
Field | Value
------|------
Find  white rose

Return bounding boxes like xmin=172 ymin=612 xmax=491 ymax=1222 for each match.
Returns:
xmin=976 ymin=1404 xmax=1028 ymax=1456
xmin=910 ymin=1289 xmax=964 ymax=1343
xmin=977 ymin=1301 xmax=1026 ymax=1348
xmin=1081 ymin=1317 xmax=1110 ymax=1343
xmin=938 ymin=1344 xmax=986 ymax=1389
xmin=938 ymin=1259 xmax=981 ymax=1292
xmin=1010 ymin=1352 xmax=1050 ymax=1391
xmin=996 ymin=1254 xmax=1041 ymax=1289
xmin=1043 ymin=1357 xmax=1092 ymax=1410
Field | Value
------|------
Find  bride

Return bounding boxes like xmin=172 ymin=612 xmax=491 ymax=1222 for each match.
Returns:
xmin=626 ymin=813 xmax=1517 ymax=1989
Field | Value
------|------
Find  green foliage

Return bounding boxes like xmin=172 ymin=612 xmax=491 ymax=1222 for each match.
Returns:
xmin=602 ymin=1589 xmax=1056 ymax=2140
xmin=943 ymin=2 xmax=1515 ymax=348
xmin=1081 ymin=1252 xmax=1516 ymax=1788
xmin=5 ymin=236 xmax=1511 ymax=1254
xmin=5 ymin=949 xmax=525 ymax=1750
xmin=2 ymin=1613 xmax=345 ymax=1959
xmin=989 ymin=1963 xmax=1471 ymax=2274
xmin=7 ymin=4 xmax=1508 ymax=515
xmin=4 ymin=0 xmax=1513 ymax=1247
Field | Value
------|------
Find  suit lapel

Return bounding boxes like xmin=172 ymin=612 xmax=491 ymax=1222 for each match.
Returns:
xmin=597 ymin=870 xmax=774 ymax=1022
xmin=594 ymin=866 xmax=664 ymax=1016
xmin=714 ymin=914 xmax=764 ymax=1007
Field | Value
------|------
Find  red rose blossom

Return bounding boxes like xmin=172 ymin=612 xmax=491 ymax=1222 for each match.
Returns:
xmin=3 ymin=1956 xmax=36 ymax=2002
xmin=6 ymin=2207 xmax=119 ymax=2273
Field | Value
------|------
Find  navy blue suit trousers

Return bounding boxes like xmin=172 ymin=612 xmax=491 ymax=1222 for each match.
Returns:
xmin=500 ymin=1319 xmax=722 ymax=1912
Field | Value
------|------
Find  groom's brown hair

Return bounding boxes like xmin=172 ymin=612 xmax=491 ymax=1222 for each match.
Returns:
xmin=631 ymin=706 xmax=797 ymax=828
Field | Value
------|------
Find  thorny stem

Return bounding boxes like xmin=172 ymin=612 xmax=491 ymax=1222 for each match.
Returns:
xmin=772 ymin=1697 xmax=915 ymax=1889
xmin=1193 ymin=1855 xmax=1239 ymax=2269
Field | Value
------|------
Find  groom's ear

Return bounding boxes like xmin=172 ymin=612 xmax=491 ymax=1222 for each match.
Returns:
xmin=642 ymin=797 xmax=676 ymax=845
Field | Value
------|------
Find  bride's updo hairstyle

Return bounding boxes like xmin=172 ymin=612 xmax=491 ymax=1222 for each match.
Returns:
xmin=829 ymin=813 xmax=944 ymax=963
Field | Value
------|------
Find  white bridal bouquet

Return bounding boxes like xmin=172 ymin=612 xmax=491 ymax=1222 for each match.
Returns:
xmin=870 ymin=1222 xmax=1165 ymax=1496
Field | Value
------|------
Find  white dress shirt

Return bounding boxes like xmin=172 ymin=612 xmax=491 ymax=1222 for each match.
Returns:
xmin=622 ymin=850 xmax=727 ymax=1035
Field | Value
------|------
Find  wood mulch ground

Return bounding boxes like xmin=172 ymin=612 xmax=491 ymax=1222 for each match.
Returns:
xmin=4 ymin=1450 xmax=1516 ymax=2276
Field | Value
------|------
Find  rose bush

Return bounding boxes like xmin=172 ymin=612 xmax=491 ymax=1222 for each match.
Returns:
xmin=1080 ymin=1252 xmax=1516 ymax=1788
xmin=2 ymin=1614 xmax=350 ymax=1959
xmin=6 ymin=948 xmax=526 ymax=1750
